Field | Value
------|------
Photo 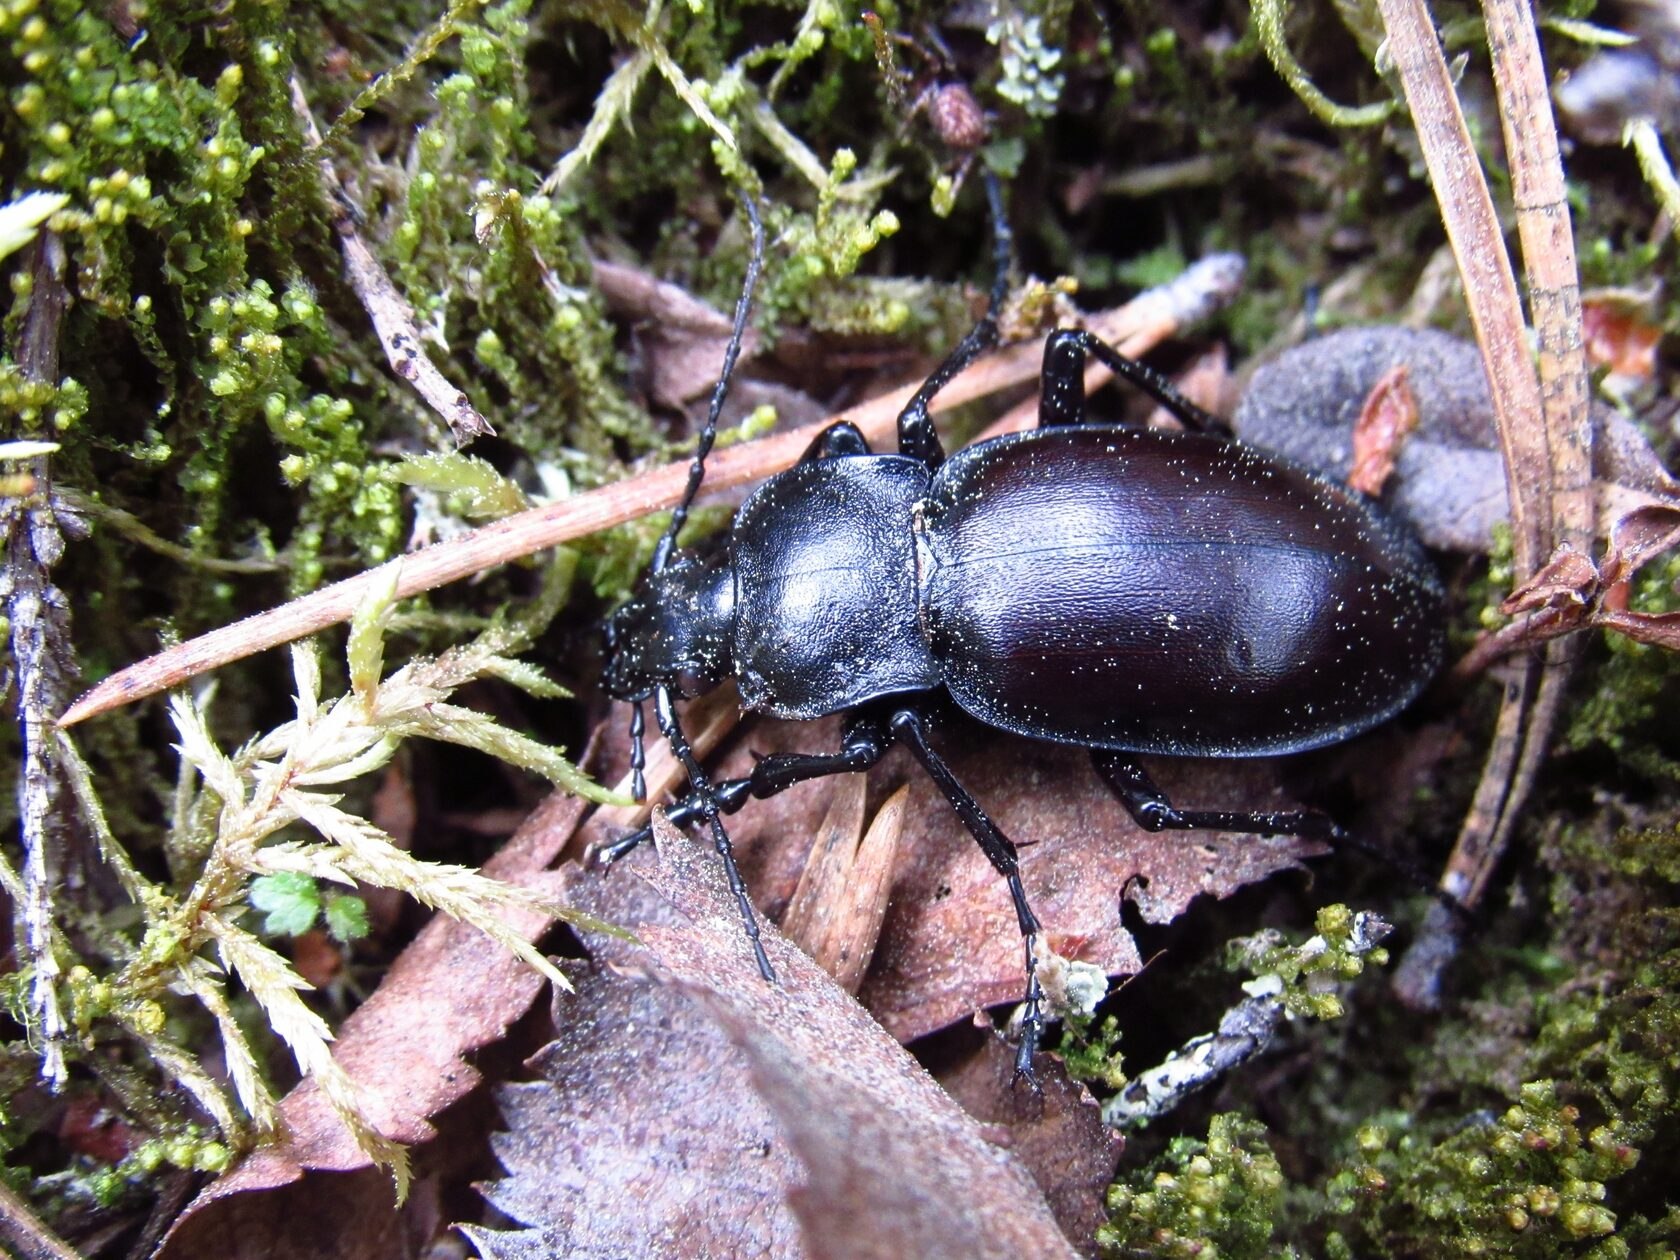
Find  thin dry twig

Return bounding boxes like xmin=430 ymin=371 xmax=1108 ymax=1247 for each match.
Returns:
xmin=317 ymin=0 xmax=484 ymax=152
xmin=1453 ymin=0 xmax=1593 ymax=903
xmin=60 ymin=489 xmax=285 ymax=575
xmin=291 ymin=76 xmax=491 ymax=446
xmin=59 ymin=268 xmax=1240 ymax=729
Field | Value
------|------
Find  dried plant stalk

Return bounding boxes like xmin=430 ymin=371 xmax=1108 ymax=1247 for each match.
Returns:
xmin=1378 ymin=0 xmax=1593 ymax=1005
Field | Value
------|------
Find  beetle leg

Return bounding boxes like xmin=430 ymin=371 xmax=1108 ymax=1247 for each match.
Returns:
xmin=591 ymin=778 xmax=755 ymax=866
xmin=1092 ymin=751 xmax=1474 ymax=922
xmin=895 ymin=169 xmax=1012 ymax=471
xmin=800 ymin=420 xmax=873 ymax=463
xmin=743 ymin=713 xmax=894 ymax=795
xmin=1092 ymin=749 xmax=1339 ymax=842
xmin=653 ymin=684 xmax=777 ymax=982
xmin=887 ymin=708 xmax=1047 ymax=1086
xmin=595 ymin=716 xmax=891 ymax=863
xmin=1037 ymin=328 xmax=1231 ymax=436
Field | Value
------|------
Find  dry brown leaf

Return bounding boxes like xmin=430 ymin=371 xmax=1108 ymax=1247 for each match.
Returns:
xmin=853 ymin=729 xmax=1320 ymax=1044
xmin=780 ymin=776 xmax=904 ymax=992
xmin=465 ymin=958 xmax=807 ymax=1259
xmin=157 ymin=1167 xmax=418 ymax=1260
xmin=1453 ymin=502 xmax=1680 ymax=673
xmin=1603 ymin=503 xmax=1680 ymax=587
xmin=1583 ymin=297 xmax=1662 ymax=383
xmin=630 ymin=821 xmax=1083 ymax=1260
xmin=158 ymin=693 xmax=1347 ymax=1257
xmin=467 ymin=820 xmax=1079 ymax=1257
xmin=936 ymin=1035 xmax=1122 ymax=1256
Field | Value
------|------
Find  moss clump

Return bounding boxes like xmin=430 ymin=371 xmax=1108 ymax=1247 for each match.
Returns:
xmin=387 ymin=8 xmax=651 ymax=474
xmin=1099 ymin=1113 xmax=1293 ymax=1259
xmin=1227 ymin=904 xmax=1392 ymax=1022
xmin=1322 ymin=1082 xmax=1636 ymax=1256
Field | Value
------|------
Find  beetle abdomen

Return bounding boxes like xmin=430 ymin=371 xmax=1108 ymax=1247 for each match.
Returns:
xmin=918 ymin=427 xmax=1444 ymax=756
xmin=733 ymin=455 xmax=939 ymax=719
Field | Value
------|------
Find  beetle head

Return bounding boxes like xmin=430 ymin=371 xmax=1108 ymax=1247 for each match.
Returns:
xmin=603 ymin=551 xmax=736 ymax=701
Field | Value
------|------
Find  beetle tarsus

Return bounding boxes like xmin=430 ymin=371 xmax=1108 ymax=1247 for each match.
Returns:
xmin=652 ymin=682 xmax=777 ymax=983
xmin=1012 ymin=928 xmax=1046 ymax=1090
xmin=592 ymin=829 xmax=646 ymax=868
xmin=594 ymin=776 xmax=755 ymax=867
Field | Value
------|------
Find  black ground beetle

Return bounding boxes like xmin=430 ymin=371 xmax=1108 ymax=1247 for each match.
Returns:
xmin=597 ymin=175 xmax=1445 ymax=1076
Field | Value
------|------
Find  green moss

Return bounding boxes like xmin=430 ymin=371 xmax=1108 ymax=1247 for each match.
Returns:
xmin=1100 ymin=1113 xmax=1295 ymax=1259
xmin=1097 ymin=815 xmax=1680 ymax=1258
xmin=1227 ymin=904 xmax=1391 ymax=1022
xmin=383 ymin=4 xmax=651 ymax=476
xmin=1059 ymin=1009 xmax=1129 ymax=1091
xmin=1322 ymin=1081 xmax=1645 ymax=1256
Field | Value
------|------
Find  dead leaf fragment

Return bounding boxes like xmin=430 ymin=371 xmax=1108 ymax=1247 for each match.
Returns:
xmin=469 ymin=821 xmax=1080 ymax=1258
xmin=781 ymin=778 xmax=905 ymax=992
xmin=465 ymin=960 xmax=806 ymax=1260
xmin=1454 ymin=502 xmax=1680 ymax=676
xmin=1583 ymin=298 xmax=1662 ymax=383
xmin=584 ymin=711 xmax=1320 ymax=1050
xmin=936 ymin=1036 xmax=1122 ymax=1255
xmin=1349 ymin=364 xmax=1421 ymax=495
xmin=631 ymin=821 xmax=1083 ymax=1260
xmin=853 ymin=730 xmax=1321 ymax=1046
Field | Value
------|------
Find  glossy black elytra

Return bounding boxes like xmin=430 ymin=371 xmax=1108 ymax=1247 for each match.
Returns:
xmin=597 ymin=175 xmax=1445 ymax=1077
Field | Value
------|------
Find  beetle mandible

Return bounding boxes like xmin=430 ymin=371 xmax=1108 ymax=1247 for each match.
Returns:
xmin=597 ymin=174 xmax=1445 ymax=1076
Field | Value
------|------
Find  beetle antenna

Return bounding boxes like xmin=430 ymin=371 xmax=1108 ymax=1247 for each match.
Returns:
xmin=654 ymin=683 xmax=775 ymax=981
xmin=628 ymin=697 xmax=647 ymax=802
xmin=652 ymin=192 xmax=766 ymax=575
xmin=982 ymin=167 xmax=1010 ymax=313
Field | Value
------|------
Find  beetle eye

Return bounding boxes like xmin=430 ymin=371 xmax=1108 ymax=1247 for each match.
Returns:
xmin=675 ymin=667 xmax=710 ymax=698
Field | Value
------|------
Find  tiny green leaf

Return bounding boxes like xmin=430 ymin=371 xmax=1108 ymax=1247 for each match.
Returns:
xmin=323 ymin=894 xmax=371 ymax=943
xmin=250 ymin=872 xmax=321 ymax=937
xmin=387 ymin=451 xmax=532 ymax=520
